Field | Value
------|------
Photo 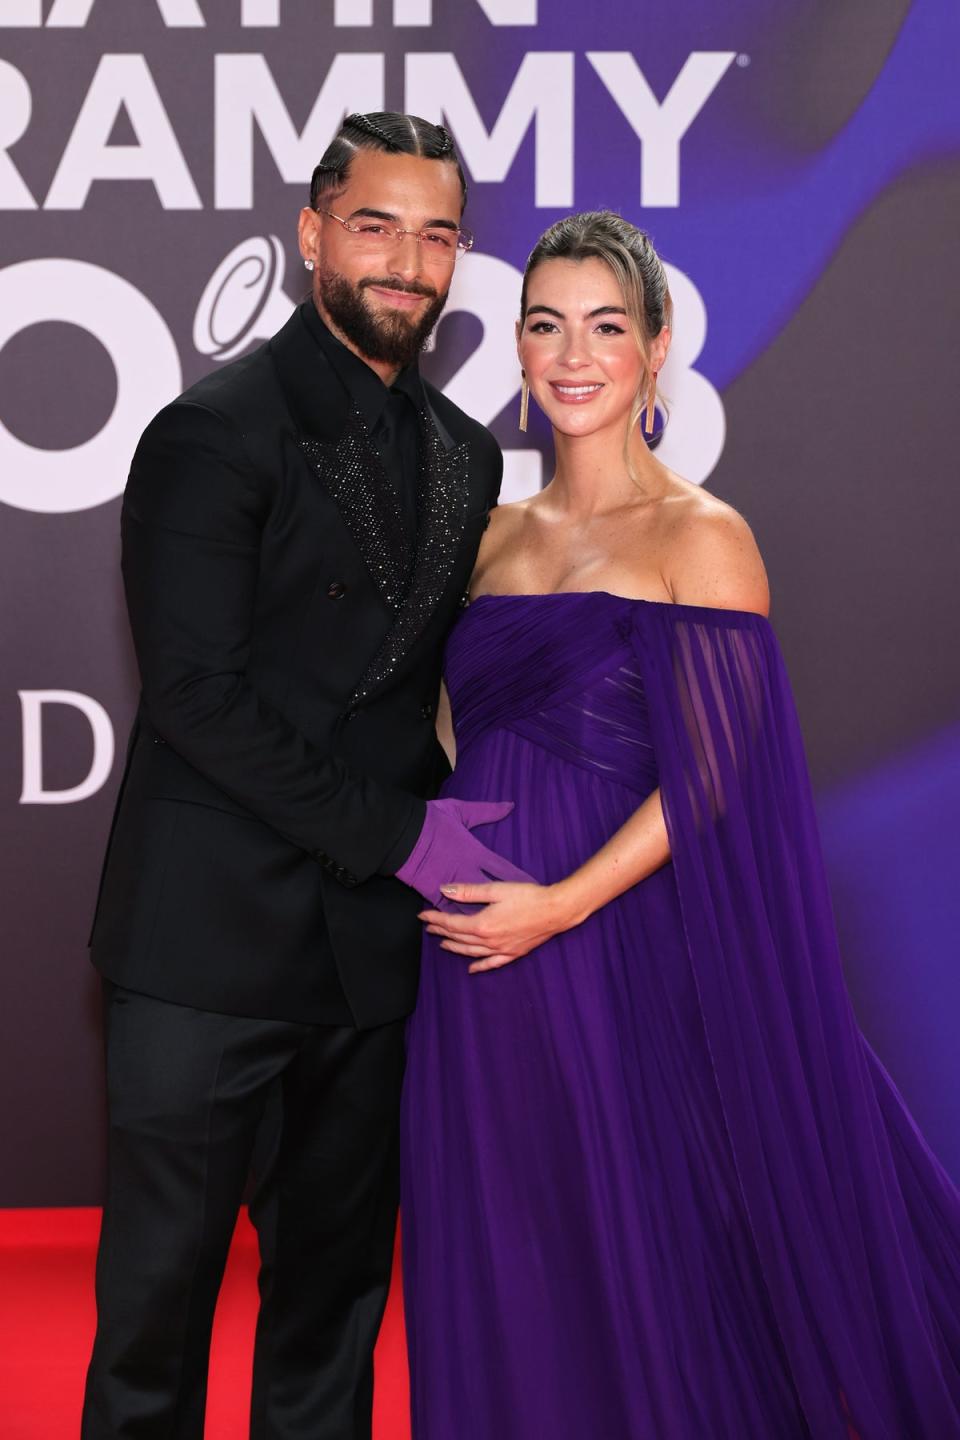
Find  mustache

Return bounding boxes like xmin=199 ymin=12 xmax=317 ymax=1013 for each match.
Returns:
xmin=359 ymin=276 xmax=438 ymax=300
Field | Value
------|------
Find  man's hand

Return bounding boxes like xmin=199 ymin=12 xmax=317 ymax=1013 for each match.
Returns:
xmin=419 ymin=880 xmax=583 ymax=973
xmin=394 ymin=796 xmax=531 ymax=905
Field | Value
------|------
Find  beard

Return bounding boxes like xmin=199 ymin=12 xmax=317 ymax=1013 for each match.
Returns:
xmin=317 ymin=262 xmax=448 ymax=369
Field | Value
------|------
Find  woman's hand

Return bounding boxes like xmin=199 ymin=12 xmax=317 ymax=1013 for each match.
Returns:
xmin=418 ymin=881 xmax=584 ymax=973
xmin=419 ymin=789 xmax=672 ymax=974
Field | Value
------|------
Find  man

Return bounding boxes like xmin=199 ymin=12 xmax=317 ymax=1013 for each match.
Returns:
xmin=83 ymin=112 xmax=513 ymax=1439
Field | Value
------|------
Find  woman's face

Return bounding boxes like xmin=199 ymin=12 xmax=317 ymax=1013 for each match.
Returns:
xmin=518 ymin=256 xmax=653 ymax=440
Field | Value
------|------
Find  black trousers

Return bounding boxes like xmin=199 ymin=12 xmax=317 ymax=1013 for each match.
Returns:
xmin=81 ymin=982 xmax=406 ymax=1440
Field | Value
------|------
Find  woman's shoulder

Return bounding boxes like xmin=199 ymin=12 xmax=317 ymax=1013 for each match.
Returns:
xmin=471 ymin=495 xmax=534 ymax=589
xmin=660 ymin=479 xmax=756 ymax=548
xmin=480 ymin=493 xmax=540 ymax=547
xmin=487 ymin=494 xmax=538 ymax=525
xmin=658 ymin=481 xmax=770 ymax=616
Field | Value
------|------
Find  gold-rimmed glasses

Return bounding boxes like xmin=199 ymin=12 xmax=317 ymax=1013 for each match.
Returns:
xmin=317 ymin=209 xmax=474 ymax=265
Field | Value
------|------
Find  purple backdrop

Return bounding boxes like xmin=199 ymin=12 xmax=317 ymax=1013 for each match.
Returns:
xmin=1 ymin=0 xmax=958 ymax=1204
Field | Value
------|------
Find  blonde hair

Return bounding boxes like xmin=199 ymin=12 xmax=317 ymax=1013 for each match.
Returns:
xmin=520 ymin=211 xmax=673 ymax=490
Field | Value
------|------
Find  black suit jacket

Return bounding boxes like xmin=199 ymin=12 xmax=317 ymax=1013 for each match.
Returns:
xmin=89 ymin=304 xmax=501 ymax=1027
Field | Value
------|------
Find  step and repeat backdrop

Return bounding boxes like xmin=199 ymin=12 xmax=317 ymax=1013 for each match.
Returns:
xmin=2 ymin=0 xmax=959 ymax=1203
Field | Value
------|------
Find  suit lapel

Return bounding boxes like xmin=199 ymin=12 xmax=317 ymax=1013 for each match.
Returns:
xmin=270 ymin=306 xmax=473 ymax=708
xmin=272 ymin=308 xmax=413 ymax=614
xmin=347 ymin=407 xmax=471 ymax=710
xmin=299 ymin=414 xmax=415 ymax=614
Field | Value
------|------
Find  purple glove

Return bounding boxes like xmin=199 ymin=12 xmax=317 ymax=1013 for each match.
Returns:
xmin=395 ymin=797 xmax=535 ymax=908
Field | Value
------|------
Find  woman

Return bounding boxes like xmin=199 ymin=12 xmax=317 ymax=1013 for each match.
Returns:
xmin=399 ymin=212 xmax=960 ymax=1438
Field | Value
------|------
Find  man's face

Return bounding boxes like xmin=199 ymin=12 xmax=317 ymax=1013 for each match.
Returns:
xmin=298 ymin=148 xmax=464 ymax=371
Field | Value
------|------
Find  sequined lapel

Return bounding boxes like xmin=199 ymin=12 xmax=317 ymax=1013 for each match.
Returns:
xmin=347 ymin=408 xmax=471 ymax=710
xmin=299 ymin=409 xmax=414 ymax=613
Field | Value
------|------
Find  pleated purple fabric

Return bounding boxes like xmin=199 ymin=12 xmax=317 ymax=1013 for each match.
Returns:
xmin=400 ymin=592 xmax=960 ymax=1439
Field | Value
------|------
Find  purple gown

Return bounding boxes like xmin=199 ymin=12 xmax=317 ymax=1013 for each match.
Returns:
xmin=400 ymin=592 xmax=960 ymax=1439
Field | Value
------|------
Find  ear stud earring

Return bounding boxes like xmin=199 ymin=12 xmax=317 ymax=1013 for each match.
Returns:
xmin=304 ymin=258 xmax=315 ymax=271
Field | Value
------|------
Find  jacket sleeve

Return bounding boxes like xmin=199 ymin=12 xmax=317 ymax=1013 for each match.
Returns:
xmin=120 ymin=398 xmax=425 ymax=884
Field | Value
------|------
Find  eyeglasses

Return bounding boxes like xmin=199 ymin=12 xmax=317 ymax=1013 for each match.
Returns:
xmin=317 ymin=209 xmax=474 ymax=264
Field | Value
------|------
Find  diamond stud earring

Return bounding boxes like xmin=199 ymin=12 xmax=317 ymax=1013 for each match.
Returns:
xmin=304 ymin=258 xmax=314 ymax=271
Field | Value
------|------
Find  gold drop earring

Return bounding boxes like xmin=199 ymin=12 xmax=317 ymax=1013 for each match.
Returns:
xmin=644 ymin=372 xmax=658 ymax=435
xmin=519 ymin=371 xmax=530 ymax=433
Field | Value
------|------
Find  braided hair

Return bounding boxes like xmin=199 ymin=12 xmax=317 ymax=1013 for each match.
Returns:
xmin=310 ymin=112 xmax=466 ymax=211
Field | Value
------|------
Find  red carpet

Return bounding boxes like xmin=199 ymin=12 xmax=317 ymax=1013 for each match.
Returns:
xmin=0 ymin=1208 xmax=411 ymax=1440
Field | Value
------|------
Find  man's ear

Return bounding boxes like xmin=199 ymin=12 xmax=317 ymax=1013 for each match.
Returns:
xmin=298 ymin=206 xmax=321 ymax=266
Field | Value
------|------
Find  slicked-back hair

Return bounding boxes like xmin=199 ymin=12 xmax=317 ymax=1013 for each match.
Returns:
xmin=520 ymin=211 xmax=672 ymax=344
xmin=310 ymin=112 xmax=468 ymax=213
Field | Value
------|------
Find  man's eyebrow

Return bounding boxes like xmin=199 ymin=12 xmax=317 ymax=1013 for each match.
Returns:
xmin=346 ymin=208 xmax=459 ymax=232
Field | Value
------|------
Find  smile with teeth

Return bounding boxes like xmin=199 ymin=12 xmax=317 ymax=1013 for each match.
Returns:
xmin=550 ymin=381 xmax=605 ymax=402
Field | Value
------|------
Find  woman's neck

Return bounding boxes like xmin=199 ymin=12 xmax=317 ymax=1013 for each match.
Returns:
xmin=546 ymin=423 xmax=666 ymax=518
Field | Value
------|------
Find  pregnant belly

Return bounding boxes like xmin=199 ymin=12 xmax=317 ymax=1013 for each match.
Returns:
xmin=443 ymin=724 xmax=658 ymax=886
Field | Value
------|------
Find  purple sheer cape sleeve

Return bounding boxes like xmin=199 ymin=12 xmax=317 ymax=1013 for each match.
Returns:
xmin=630 ymin=602 xmax=960 ymax=1439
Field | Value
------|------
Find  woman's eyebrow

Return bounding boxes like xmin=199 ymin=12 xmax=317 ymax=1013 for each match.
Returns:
xmin=525 ymin=304 xmax=627 ymax=319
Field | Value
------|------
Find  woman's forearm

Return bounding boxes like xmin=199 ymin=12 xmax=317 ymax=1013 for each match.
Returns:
xmin=550 ymin=788 xmax=671 ymax=928
xmin=420 ymin=788 xmax=672 ymax=969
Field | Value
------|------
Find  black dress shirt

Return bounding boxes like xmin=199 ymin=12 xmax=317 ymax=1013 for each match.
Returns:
xmin=301 ymin=300 xmax=423 ymax=539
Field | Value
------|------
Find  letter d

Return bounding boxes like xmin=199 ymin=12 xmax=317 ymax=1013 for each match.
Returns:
xmin=19 ymin=690 xmax=115 ymax=804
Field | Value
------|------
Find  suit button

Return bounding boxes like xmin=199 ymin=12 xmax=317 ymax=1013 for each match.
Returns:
xmin=420 ymin=702 xmax=434 ymax=719
xmin=327 ymin=580 xmax=347 ymax=599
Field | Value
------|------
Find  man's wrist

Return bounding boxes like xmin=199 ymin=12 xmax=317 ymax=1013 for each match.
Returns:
xmin=381 ymin=796 xmax=428 ymax=876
